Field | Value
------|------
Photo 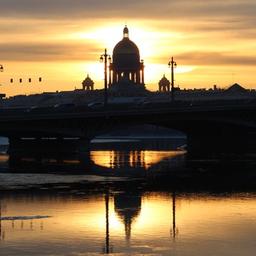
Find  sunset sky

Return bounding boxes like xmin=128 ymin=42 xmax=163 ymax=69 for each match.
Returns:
xmin=0 ymin=0 xmax=256 ymax=96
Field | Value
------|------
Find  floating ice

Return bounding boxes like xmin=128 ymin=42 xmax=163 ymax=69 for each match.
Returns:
xmin=0 ymin=215 xmax=51 ymax=221
xmin=0 ymin=174 xmax=127 ymax=188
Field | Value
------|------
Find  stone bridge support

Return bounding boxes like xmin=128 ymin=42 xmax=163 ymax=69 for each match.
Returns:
xmin=187 ymin=127 xmax=256 ymax=159
xmin=8 ymin=137 xmax=91 ymax=154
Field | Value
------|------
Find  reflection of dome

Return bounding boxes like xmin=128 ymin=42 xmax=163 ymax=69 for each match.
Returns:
xmin=114 ymin=193 xmax=141 ymax=241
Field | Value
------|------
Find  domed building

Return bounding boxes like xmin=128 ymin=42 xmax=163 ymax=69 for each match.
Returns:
xmin=82 ymin=74 xmax=94 ymax=91
xmin=109 ymin=26 xmax=146 ymax=94
xmin=159 ymin=74 xmax=170 ymax=92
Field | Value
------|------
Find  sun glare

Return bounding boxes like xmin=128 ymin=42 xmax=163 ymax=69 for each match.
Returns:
xmin=71 ymin=24 xmax=179 ymax=62
xmin=68 ymin=24 xmax=194 ymax=88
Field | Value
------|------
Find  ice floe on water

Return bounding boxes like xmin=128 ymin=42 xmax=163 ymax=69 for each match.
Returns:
xmin=0 ymin=215 xmax=51 ymax=221
xmin=0 ymin=173 xmax=127 ymax=189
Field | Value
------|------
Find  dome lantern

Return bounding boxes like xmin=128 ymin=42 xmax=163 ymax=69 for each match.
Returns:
xmin=123 ymin=25 xmax=129 ymax=38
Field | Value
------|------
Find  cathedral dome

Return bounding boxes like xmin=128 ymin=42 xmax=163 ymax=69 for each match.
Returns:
xmin=113 ymin=38 xmax=140 ymax=55
xmin=159 ymin=75 xmax=170 ymax=87
xmin=112 ymin=26 xmax=140 ymax=69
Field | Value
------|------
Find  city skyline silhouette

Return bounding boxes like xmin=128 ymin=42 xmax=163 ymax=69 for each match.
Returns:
xmin=0 ymin=1 xmax=255 ymax=96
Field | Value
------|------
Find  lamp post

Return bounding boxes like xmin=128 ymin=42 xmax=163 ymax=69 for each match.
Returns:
xmin=171 ymin=191 xmax=177 ymax=240
xmin=100 ymin=49 xmax=111 ymax=107
xmin=0 ymin=65 xmax=3 ymax=86
xmin=168 ymin=57 xmax=177 ymax=102
xmin=104 ymin=190 xmax=110 ymax=254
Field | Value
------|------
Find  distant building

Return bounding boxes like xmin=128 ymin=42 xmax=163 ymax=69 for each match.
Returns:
xmin=158 ymin=75 xmax=170 ymax=92
xmin=225 ymin=83 xmax=247 ymax=94
xmin=4 ymin=25 xmax=256 ymax=106
xmin=108 ymin=26 xmax=147 ymax=96
xmin=82 ymin=74 xmax=94 ymax=91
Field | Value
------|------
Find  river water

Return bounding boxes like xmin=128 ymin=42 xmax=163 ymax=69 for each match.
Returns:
xmin=0 ymin=137 xmax=256 ymax=256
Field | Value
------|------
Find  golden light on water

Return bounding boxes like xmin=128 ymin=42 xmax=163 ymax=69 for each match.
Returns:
xmin=90 ymin=150 xmax=185 ymax=169
xmin=2 ymin=193 xmax=256 ymax=246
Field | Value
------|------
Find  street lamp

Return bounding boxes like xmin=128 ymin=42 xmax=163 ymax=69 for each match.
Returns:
xmin=104 ymin=190 xmax=110 ymax=254
xmin=100 ymin=49 xmax=111 ymax=107
xmin=0 ymin=65 xmax=3 ymax=86
xmin=168 ymin=57 xmax=177 ymax=102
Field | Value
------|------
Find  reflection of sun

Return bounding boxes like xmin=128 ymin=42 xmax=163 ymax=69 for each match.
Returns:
xmin=143 ymin=151 xmax=184 ymax=168
xmin=91 ymin=150 xmax=185 ymax=169
xmin=0 ymin=154 xmax=9 ymax=163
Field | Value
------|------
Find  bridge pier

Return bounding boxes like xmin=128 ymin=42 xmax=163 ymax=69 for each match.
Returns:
xmin=8 ymin=149 xmax=91 ymax=173
xmin=8 ymin=137 xmax=91 ymax=154
xmin=187 ymin=130 xmax=256 ymax=159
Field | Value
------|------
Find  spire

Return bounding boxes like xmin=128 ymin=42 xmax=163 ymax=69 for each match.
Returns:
xmin=123 ymin=25 xmax=129 ymax=39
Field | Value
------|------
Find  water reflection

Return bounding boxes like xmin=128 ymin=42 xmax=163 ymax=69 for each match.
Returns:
xmin=103 ymin=189 xmax=143 ymax=253
xmin=0 ymin=200 xmax=4 ymax=241
xmin=104 ymin=191 xmax=111 ymax=254
xmin=171 ymin=192 xmax=178 ymax=240
xmin=2 ymin=138 xmax=186 ymax=175
xmin=0 ymin=192 xmax=256 ymax=255
xmin=91 ymin=150 xmax=184 ymax=170
xmin=114 ymin=192 xmax=142 ymax=241
xmin=1 ymin=138 xmax=256 ymax=255
xmin=7 ymin=152 xmax=91 ymax=173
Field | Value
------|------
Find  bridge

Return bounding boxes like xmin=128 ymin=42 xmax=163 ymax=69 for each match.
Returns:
xmin=1 ymin=100 xmax=256 ymax=157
